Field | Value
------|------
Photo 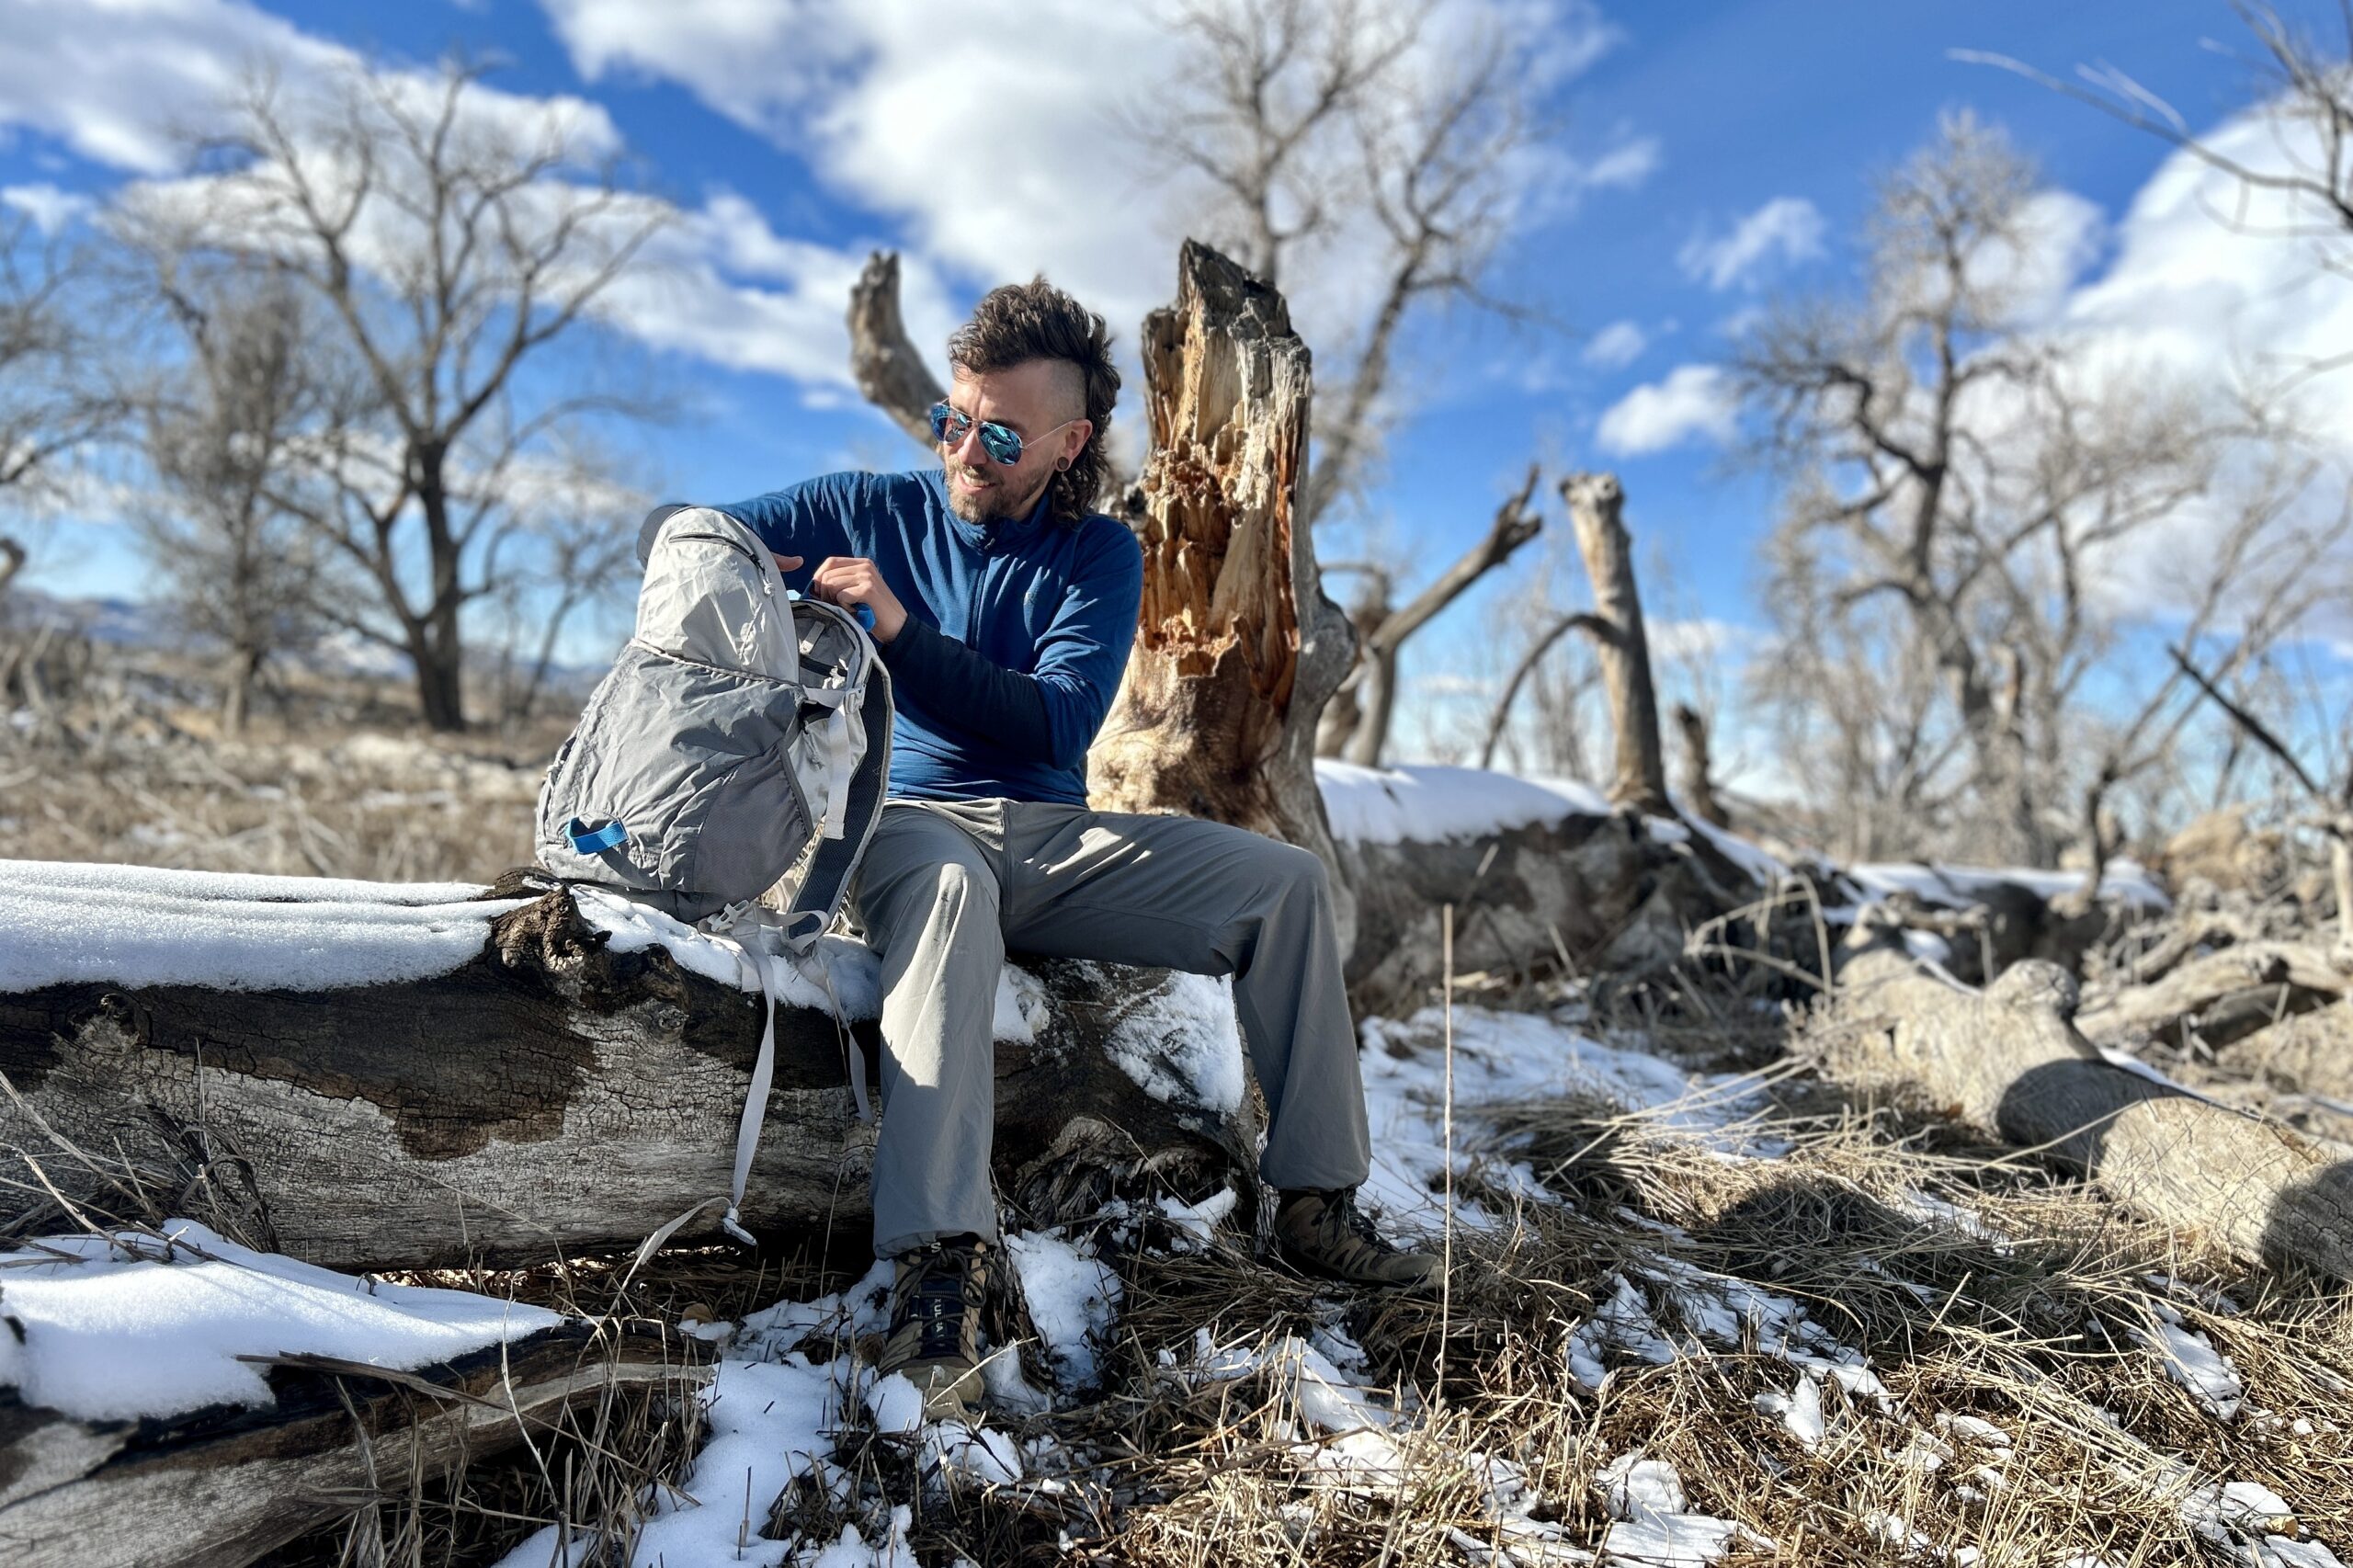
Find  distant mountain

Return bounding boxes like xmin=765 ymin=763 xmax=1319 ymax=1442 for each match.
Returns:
xmin=2 ymin=586 xmax=609 ymax=694
xmin=0 ymin=587 xmax=180 ymax=650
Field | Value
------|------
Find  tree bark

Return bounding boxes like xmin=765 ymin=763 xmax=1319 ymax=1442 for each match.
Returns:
xmin=1086 ymin=241 xmax=1358 ymax=950
xmin=1562 ymin=473 xmax=1671 ymax=815
xmin=2075 ymin=940 xmax=2352 ymax=1051
xmin=1828 ymin=949 xmax=2353 ymax=1278
xmin=1674 ymin=703 xmax=1730 ymax=830
xmin=0 ymin=888 xmax=1264 ymax=1273
xmin=847 ymin=250 xmax=947 ymax=450
xmin=0 ymin=1322 xmax=699 ymax=1568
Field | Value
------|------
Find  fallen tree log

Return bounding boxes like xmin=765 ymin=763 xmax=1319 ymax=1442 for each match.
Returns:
xmin=0 ymin=1318 xmax=699 ymax=1568
xmin=1827 ymin=948 xmax=2353 ymax=1278
xmin=0 ymin=871 xmax=1263 ymax=1272
xmin=2077 ymin=939 xmax=2352 ymax=1050
xmin=1321 ymin=763 xmax=1782 ymax=1012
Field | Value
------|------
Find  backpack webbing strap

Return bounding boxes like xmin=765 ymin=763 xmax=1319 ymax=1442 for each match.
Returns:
xmin=717 ymin=927 xmax=776 ymax=1246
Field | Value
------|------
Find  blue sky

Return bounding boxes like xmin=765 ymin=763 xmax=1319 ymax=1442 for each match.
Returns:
xmin=3 ymin=0 xmax=2346 ymax=767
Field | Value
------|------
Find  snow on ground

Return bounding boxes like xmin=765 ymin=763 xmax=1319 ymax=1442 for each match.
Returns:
xmin=1356 ymin=1003 xmax=1763 ymax=1232
xmin=0 ymin=858 xmax=528 ymax=992
xmin=1599 ymin=1449 xmax=1769 ymax=1565
xmin=1002 ymin=1230 xmax=1121 ymax=1390
xmin=0 ymin=1221 xmax=560 ymax=1423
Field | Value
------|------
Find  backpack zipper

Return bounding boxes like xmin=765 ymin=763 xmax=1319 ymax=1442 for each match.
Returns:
xmin=670 ymin=531 xmax=774 ymax=596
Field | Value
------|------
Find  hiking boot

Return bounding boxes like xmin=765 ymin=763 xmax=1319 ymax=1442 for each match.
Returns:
xmin=878 ymin=1236 xmax=989 ymax=1420
xmin=1275 ymin=1187 xmax=1442 ymax=1290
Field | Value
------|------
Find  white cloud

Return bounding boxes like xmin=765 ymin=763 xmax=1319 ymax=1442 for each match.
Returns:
xmin=0 ymin=0 xmax=920 ymax=400
xmin=540 ymin=0 xmax=1633 ymax=358
xmin=1677 ymin=196 xmax=1825 ymax=290
xmin=1968 ymin=188 xmax=2105 ymax=322
xmin=1595 ymin=363 xmax=1736 ymax=454
xmin=1645 ymin=616 xmax=1753 ymax=663
xmin=2 ymin=182 xmax=91 ymax=233
xmin=0 ymin=0 xmax=348 ymax=174
xmin=1582 ymin=318 xmax=1645 ymax=368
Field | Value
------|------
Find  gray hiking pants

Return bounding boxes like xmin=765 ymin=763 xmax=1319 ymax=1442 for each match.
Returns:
xmin=849 ymin=797 xmax=1371 ymax=1257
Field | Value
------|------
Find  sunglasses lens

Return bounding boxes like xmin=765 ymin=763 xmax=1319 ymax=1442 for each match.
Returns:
xmin=979 ymin=423 xmax=1023 ymax=464
xmin=927 ymin=403 xmax=960 ymax=443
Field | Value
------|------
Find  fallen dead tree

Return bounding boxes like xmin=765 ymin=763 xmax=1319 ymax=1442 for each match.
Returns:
xmin=1322 ymin=765 xmax=1782 ymax=1011
xmin=1824 ymin=947 xmax=2353 ymax=1278
xmin=0 ymin=879 xmax=1262 ymax=1273
xmin=0 ymin=1317 xmax=699 ymax=1568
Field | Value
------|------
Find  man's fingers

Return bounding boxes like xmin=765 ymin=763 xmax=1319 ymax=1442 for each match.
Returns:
xmin=771 ymin=552 xmax=803 ymax=573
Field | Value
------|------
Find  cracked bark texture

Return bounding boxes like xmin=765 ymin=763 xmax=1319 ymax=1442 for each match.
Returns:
xmin=1086 ymin=241 xmax=1358 ymax=955
xmin=1830 ymin=948 xmax=2353 ymax=1278
xmin=0 ymin=890 xmax=1263 ymax=1271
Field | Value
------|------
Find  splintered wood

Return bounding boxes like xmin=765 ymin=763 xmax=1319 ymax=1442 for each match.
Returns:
xmin=1089 ymin=241 xmax=1350 ymax=927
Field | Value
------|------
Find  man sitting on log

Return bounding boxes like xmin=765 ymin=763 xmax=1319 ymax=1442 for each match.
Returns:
xmin=705 ymin=278 xmax=1438 ymax=1418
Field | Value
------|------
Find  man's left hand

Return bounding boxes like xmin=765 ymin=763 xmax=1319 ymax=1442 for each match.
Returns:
xmin=809 ymin=557 xmax=909 ymax=644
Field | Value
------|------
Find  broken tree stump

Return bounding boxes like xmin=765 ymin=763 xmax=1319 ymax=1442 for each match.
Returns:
xmin=0 ymin=878 xmax=1263 ymax=1272
xmin=1085 ymin=240 xmax=1360 ymax=955
xmin=1828 ymin=949 xmax=2353 ymax=1278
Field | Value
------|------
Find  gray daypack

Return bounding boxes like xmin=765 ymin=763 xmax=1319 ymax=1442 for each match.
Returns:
xmin=536 ymin=504 xmax=892 ymax=949
xmin=535 ymin=504 xmax=893 ymax=1245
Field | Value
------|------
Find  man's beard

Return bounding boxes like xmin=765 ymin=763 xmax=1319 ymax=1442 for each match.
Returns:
xmin=943 ymin=458 xmax=1054 ymax=525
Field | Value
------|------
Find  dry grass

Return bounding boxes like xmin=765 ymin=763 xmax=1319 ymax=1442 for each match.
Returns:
xmin=0 ymin=644 xmax=568 ymax=883
xmin=485 ymin=1098 xmax=2348 ymax=1568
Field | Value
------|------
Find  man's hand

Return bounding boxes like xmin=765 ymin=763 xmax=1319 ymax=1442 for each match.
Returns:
xmin=809 ymin=556 xmax=909 ymax=643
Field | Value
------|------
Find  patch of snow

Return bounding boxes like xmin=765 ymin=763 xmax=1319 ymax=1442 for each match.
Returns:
xmin=0 ymin=858 xmax=525 ymax=993
xmin=1004 ymin=1231 xmax=1120 ymax=1391
xmin=1753 ymin=1372 xmax=1824 ymax=1449
xmin=1565 ymin=1276 xmax=1679 ymax=1393
xmin=1679 ymin=811 xmax=1790 ymax=883
xmin=1597 ymin=1449 xmax=1767 ymax=1564
xmin=1189 ymin=1327 xmax=1410 ymax=1483
xmin=1934 ymin=1413 xmax=2013 ymax=1449
xmin=1357 ymin=1005 xmax=1756 ymax=1233
xmin=1315 ymin=761 xmax=1608 ymax=846
xmin=2148 ymin=1307 xmax=2245 ymax=1419
xmin=0 ymin=1221 xmax=561 ymax=1424
xmin=1847 ymin=859 xmax=2168 ymax=913
xmin=1096 ymin=968 xmax=1247 ymax=1114
xmin=1156 ymin=1186 xmax=1240 ymax=1248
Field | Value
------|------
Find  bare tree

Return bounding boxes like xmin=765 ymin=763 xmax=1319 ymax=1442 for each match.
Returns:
xmin=1963 ymin=4 xmax=2353 ymax=392
xmin=1733 ymin=112 xmax=2301 ymax=866
xmin=1135 ymin=0 xmax=1560 ymax=766
xmin=0 ymin=213 xmax=119 ymax=585
xmin=1319 ymin=465 xmax=1541 ymax=764
xmin=484 ymin=448 xmax=647 ymax=727
xmin=1142 ymin=0 xmax=1549 ymax=526
xmin=122 ymin=259 xmax=336 ymax=733
xmin=143 ymin=60 xmax=668 ymax=731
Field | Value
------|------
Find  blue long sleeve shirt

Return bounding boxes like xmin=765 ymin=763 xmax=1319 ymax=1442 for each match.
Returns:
xmin=714 ymin=469 xmax=1145 ymax=806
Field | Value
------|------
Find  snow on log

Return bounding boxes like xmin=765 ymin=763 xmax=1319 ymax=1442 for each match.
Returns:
xmin=1828 ymin=949 xmax=2353 ymax=1278
xmin=0 ymin=1221 xmax=699 ymax=1568
xmin=0 ymin=862 xmax=1262 ymax=1272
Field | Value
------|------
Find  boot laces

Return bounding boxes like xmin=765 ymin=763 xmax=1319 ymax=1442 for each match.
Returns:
xmin=1319 ymin=1189 xmax=1398 ymax=1256
xmin=897 ymin=1245 xmax=979 ymax=1361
